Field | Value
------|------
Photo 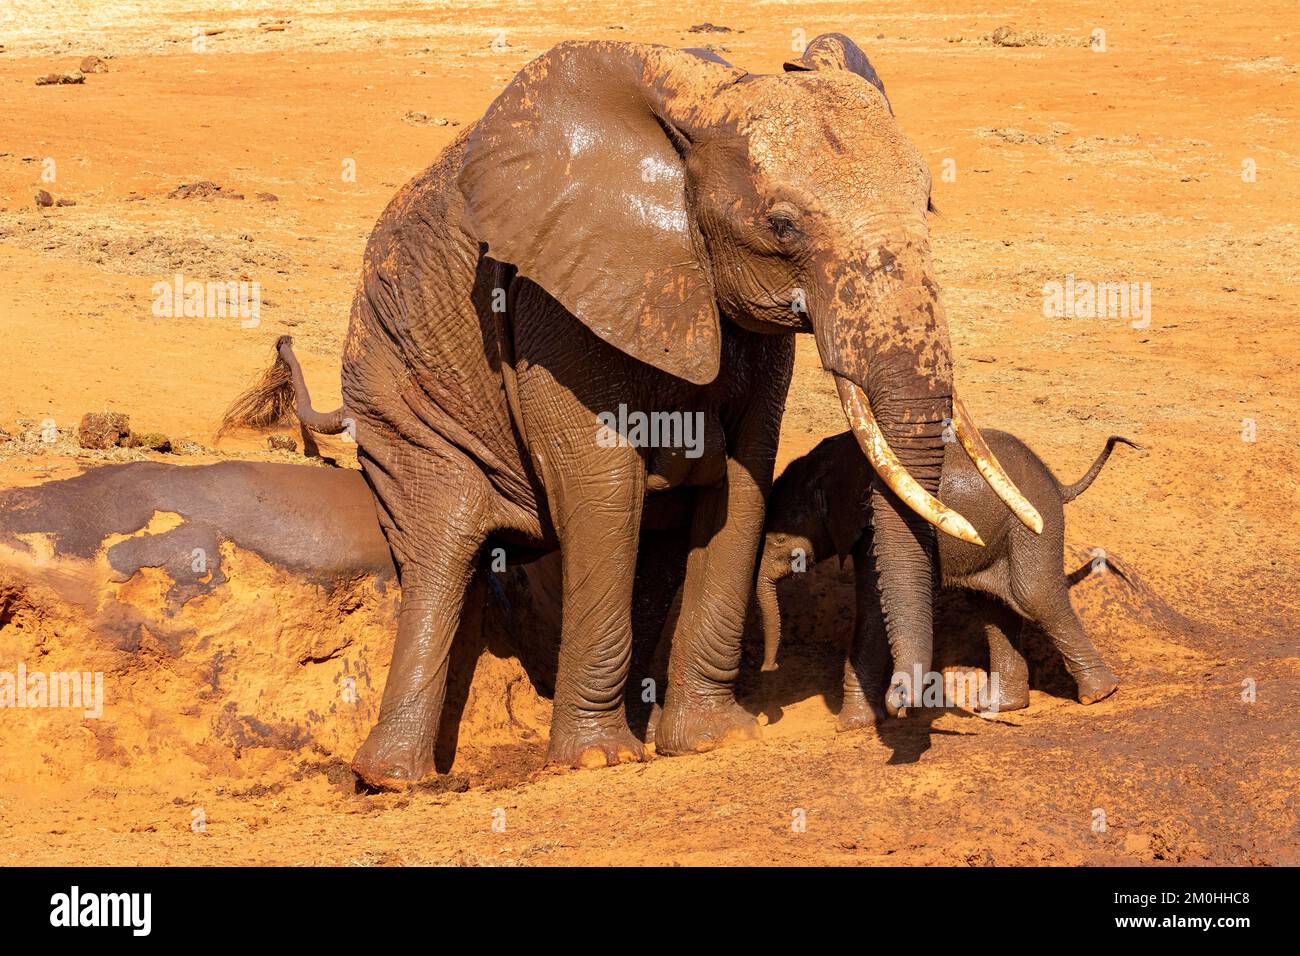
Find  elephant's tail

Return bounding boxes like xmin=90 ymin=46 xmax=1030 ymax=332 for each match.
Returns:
xmin=1059 ymin=436 xmax=1141 ymax=503
xmin=218 ymin=336 xmax=348 ymax=439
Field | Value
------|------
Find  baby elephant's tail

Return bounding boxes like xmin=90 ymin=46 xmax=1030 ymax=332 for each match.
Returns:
xmin=1060 ymin=435 xmax=1142 ymax=503
xmin=218 ymin=336 xmax=348 ymax=439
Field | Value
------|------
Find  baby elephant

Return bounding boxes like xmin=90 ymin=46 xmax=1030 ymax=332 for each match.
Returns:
xmin=757 ymin=429 xmax=1137 ymax=727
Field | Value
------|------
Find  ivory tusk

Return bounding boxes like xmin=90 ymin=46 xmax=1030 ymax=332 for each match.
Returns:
xmin=950 ymin=397 xmax=1044 ymax=534
xmin=835 ymin=378 xmax=985 ymax=547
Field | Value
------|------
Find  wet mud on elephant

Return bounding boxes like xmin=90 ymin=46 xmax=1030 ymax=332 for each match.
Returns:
xmin=222 ymin=34 xmax=1048 ymax=789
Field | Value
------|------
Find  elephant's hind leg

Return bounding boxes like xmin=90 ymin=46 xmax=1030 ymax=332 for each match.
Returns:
xmin=1013 ymin=579 xmax=1119 ymax=706
xmin=543 ymin=462 xmax=649 ymax=769
xmin=654 ymin=459 xmax=772 ymax=755
xmin=351 ymin=450 xmax=492 ymax=790
xmin=977 ymin=597 xmax=1029 ymax=712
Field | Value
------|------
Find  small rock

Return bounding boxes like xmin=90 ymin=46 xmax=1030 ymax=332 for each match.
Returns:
xmin=79 ymin=55 xmax=109 ymax=74
xmin=0 ymin=427 xmax=12 ymax=443
xmin=688 ymin=23 xmax=733 ymax=34
xmin=77 ymin=411 xmax=130 ymax=450
xmin=268 ymin=435 xmax=297 ymax=453
xmin=255 ymin=191 xmax=278 ymax=202
xmin=34 ymin=190 xmax=53 ymax=207
xmin=130 ymin=432 xmax=172 ymax=453
xmin=55 ymin=197 xmax=77 ymax=207
xmin=36 ymin=71 xmax=85 ymax=86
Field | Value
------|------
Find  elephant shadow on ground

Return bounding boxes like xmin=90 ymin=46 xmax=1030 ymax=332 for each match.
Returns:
xmin=425 ymin=533 xmax=1154 ymax=773
xmin=431 ymin=561 xmax=566 ymax=775
xmin=741 ymin=559 xmax=1082 ymax=764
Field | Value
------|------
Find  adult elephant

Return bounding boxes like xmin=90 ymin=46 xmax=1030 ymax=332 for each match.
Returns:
xmin=227 ymin=35 xmax=1040 ymax=788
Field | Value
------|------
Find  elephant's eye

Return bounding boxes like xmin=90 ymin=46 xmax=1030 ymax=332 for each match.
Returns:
xmin=767 ymin=210 xmax=799 ymax=240
xmin=769 ymin=214 xmax=796 ymax=238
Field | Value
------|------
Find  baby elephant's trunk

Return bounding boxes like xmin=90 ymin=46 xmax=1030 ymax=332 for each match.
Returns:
xmin=755 ymin=549 xmax=784 ymax=672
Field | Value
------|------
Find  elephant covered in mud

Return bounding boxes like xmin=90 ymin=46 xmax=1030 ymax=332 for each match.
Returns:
xmin=757 ymin=430 xmax=1137 ymax=726
xmin=223 ymin=34 xmax=1045 ymax=788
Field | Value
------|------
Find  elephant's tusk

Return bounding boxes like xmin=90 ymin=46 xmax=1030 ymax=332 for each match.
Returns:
xmin=835 ymin=377 xmax=985 ymax=547
xmin=950 ymin=397 xmax=1044 ymax=534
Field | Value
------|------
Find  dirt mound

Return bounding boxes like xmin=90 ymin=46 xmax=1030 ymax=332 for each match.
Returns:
xmin=0 ymin=462 xmax=556 ymax=802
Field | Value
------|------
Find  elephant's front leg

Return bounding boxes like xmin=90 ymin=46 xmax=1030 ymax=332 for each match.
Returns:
xmin=544 ymin=457 xmax=649 ymax=769
xmin=838 ymin=535 xmax=891 ymax=730
xmin=655 ymin=414 xmax=779 ymax=756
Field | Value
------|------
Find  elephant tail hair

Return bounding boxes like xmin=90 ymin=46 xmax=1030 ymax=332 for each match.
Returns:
xmin=218 ymin=336 xmax=347 ymax=439
xmin=1059 ymin=435 xmax=1142 ymax=504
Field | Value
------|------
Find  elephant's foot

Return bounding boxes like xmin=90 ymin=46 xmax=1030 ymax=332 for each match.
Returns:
xmin=1075 ymin=664 xmax=1119 ymax=705
xmin=979 ymin=687 xmax=1029 ymax=713
xmin=351 ymin=720 xmax=438 ymax=791
xmin=546 ymin=717 xmax=647 ymax=770
xmin=835 ymin=695 xmax=885 ymax=732
xmin=977 ymin=675 xmax=1029 ymax=713
xmin=654 ymin=696 xmax=761 ymax=756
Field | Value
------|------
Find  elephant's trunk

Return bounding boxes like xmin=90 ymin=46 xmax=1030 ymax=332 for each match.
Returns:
xmin=755 ymin=549 xmax=783 ymax=672
xmin=862 ymin=392 xmax=948 ymax=714
xmin=813 ymin=252 xmax=958 ymax=714
xmin=813 ymin=240 xmax=1044 ymax=714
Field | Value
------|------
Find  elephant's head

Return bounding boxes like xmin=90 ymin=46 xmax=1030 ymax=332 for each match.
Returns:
xmin=459 ymin=36 xmax=1041 ymax=714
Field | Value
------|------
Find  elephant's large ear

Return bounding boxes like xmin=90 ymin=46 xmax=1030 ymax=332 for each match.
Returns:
xmin=459 ymin=42 xmax=745 ymax=385
xmin=784 ymin=33 xmax=891 ymax=113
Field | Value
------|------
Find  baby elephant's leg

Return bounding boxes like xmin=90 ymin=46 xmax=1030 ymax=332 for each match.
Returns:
xmin=839 ymin=539 xmax=891 ymax=730
xmin=978 ymin=598 xmax=1029 ymax=711
xmin=1017 ymin=585 xmax=1119 ymax=705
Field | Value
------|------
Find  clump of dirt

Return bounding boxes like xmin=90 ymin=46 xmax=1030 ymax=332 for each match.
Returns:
xmin=987 ymin=26 xmax=1088 ymax=48
xmin=0 ymin=209 xmax=292 ymax=278
xmin=167 ymin=181 xmax=244 ymax=200
xmin=77 ymin=410 xmax=131 ymax=449
xmin=976 ymin=126 xmax=1059 ymax=146
xmin=35 ymin=71 xmax=85 ymax=85
xmin=403 ymin=111 xmax=456 ymax=127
